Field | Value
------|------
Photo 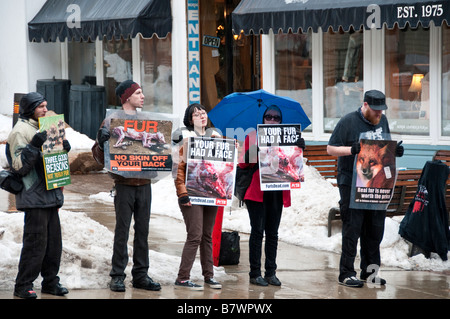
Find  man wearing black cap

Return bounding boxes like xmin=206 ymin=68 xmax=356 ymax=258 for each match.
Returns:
xmin=6 ymin=92 xmax=70 ymax=298
xmin=327 ymin=90 xmax=404 ymax=288
xmin=92 ymin=80 xmax=161 ymax=292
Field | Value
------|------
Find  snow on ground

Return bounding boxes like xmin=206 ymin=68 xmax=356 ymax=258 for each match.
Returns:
xmin=0 ymin=113 xmax=448 ymax=290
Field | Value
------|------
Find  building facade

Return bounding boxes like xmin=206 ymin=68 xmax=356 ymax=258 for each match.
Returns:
xmin=0 ymin=0 xmax=448 ymax=168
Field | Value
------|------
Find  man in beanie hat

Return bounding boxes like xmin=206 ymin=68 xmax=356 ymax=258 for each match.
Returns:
xmin=92 ymin=80 xmax=161 ymax=292
xmin=115 ymin=80 xmax=143 ymax=107
xmin=6 ymin=92 xmax=70 ymax=298
xmin=327 ymin=90 xmax=404 ymax=288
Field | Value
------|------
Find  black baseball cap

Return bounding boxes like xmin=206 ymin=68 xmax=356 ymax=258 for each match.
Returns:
xmin=364 ymin=90 xmax=388 ymax=111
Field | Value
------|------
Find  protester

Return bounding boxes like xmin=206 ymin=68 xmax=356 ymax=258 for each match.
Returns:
xmin=238 ymin=105 xmax=305 ymax=286
xmin=327 ymin=89 xmax=404 ymax=287
xmin=92 ymin=80 xmax=161 ymax=292
xmin=6 ymin=92 xmax=70 ymax=299
xmin=172 ymin=103 xmax=222 ymax=290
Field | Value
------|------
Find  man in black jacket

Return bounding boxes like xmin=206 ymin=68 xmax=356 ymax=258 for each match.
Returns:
xmin=7 ymin=92 xmax=71 ymax=299
xmin=327 ymin=90 xmax=404 ymax=288
xmin=92 ymin=80 xmax=161 ymax=292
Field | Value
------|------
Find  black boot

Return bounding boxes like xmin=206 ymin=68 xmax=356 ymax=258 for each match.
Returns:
xmin=110 ymin=277 xmax=126 ymax=292
xmin=42 ymin=283 xmax=69 ymax=296
xmin=14 ymin=288 xmax=37 ymax=299
xmin=132 ymin=276 xmax=161 ymax=291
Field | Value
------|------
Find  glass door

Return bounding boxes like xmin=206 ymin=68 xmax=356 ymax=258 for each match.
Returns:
xmin=199 ymin=0 xmax=261 ymax=111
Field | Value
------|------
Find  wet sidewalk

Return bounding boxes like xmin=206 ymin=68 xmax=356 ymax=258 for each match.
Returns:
xmin=0 ymin=173 xmax=449 ymax=301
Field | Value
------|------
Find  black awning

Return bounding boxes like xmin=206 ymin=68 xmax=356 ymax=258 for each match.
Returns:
xmin=232 ymin=0 xmax=449 ymax=34
xmin=28 ymin=0 xmax=172 ymax=42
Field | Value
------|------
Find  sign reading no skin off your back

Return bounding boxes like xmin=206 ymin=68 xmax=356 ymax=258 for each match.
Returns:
xmin=103 ymin=109 xmax=175 ymax=180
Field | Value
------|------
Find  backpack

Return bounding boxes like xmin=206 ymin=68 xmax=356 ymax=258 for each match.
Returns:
xmin=234 ymin=165 xmax=258 ymax=203
xmin=0 ymin=170 xmax=23 ymax=195
xmin=219 ymin=231 xmax=240 ymax=265
xmin=2 ymin=143 xmax=23 ymax=195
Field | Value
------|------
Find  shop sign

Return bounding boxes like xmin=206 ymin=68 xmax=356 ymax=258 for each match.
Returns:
xmin=188 ymin=0 xmax=201 ymax=104
xmin=202 ymin=35 xmax=220 ymax=48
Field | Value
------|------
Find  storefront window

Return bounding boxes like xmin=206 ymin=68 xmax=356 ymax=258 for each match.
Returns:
xmin=385 ymin=26 xmax=430 ymax=136
xmin=323 ymin=28 xmax=364 ymax=133
xmin=140 ymin=34 xmax=172 ymax=113
xmin=442 ymin=24 xmax=450 ymax=136
xmin=103 ymin=38 xmax=133 ymax=108
xmin=275 ymin=31 xmax=312 ymax=131
xmin=68 ymin=41 xmax=96 ymax=85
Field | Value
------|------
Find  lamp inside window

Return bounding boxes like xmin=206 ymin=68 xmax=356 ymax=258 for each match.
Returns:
xmin=408 ymin=73 xmax=424 ymax=111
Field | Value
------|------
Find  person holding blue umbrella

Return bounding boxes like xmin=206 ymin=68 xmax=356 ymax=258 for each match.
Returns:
xmin=238 ymin=105 xmax=305 ymax=286
xmin=208 ymin=89 xmax=311 ymax=138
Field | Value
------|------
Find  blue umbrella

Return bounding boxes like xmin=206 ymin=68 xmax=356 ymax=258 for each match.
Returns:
xmin=208 ymin=89 xmax=311 ymax=139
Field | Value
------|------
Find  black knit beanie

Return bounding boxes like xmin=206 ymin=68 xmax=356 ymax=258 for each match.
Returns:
xmin=115 ymin=80 xmax=141 ymax=104
xmin=19 ymin=92 xmax=46 ymax=119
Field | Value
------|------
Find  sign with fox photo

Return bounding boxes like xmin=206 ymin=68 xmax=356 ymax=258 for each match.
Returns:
xmin=39 ymin=114 xmax=71 ymax=190
xmin=103 ymin=109 xmax=174 ymax=180
xmin=350 ymin=136 xmax=398 ymax=210
xmin=257 ymin=124 xmax=304 ymax=191
xmin=185 ymin=137 xmax=237 ymax=207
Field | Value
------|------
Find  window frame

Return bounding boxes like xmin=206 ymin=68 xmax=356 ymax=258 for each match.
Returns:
xmin=261 ymin=24 xmax=450 ymax=145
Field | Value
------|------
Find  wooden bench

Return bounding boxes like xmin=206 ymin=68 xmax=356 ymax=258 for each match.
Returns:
xmin=433 ymin=149 xmax=450 ymax=165
xmin=303 ymin=144 xmax=425 ymax=237
xmin=303 ymin=145 xmax=337 ymax=186
xmin=326 ymin=169 xmax=422 ymax=236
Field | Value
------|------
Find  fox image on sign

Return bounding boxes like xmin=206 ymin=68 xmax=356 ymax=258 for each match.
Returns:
xmin=356 ymin=140 xmax=395 ymax=189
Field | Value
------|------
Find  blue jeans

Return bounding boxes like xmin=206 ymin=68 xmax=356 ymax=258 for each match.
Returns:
xmin=245 ymin=191 xmax=283 ymax=278
xmin=338 ymin=185 xmax=386 ymax=282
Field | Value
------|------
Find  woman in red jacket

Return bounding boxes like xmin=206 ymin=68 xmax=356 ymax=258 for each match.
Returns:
xmin=239 ymin=105 xmax=304 ymax=286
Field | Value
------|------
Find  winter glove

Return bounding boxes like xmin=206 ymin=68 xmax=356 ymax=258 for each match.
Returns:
xmin=30 ymin=131 xmax=47 ymax=149
xmin=294 ymin=127 xmax=305 ymax=150
xmin=350 ymin=141 xmax=361 ymax=155
xmin=395 ymin=141 xmax=404 ymax=157
xmin=178 ymin=195 xmax=190 ymax=205
xmin=296 ymin=137 xmax=306 ymax=150
xmin=63 ymin=139 xmax=71 ymax=153
xmin=97 ymin=127 xmax=110 ymax=150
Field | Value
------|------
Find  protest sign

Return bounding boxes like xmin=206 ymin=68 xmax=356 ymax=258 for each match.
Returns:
xmin=39 ymin=114 xmax=71 ymax=190
xmin=350 ymin=137 xmax=398 ymax=210
xmin=186 ymin=137 xmax=236 ymax=207
xmin=257 ymin=124 xmax=304 ymax=191
xmin=104 ymin=109 xmax=174 ymax=180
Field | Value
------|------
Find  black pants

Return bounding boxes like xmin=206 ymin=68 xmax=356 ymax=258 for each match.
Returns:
xmin=245 ymin=191 xmax=283 ymax=279
xmin=110 ymin=183 xmax=151 ymax=281
xmin=15 ymin=207 xmax=62 ymax=291
xmin=338 ymin=185 xmax=386 ymax=282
